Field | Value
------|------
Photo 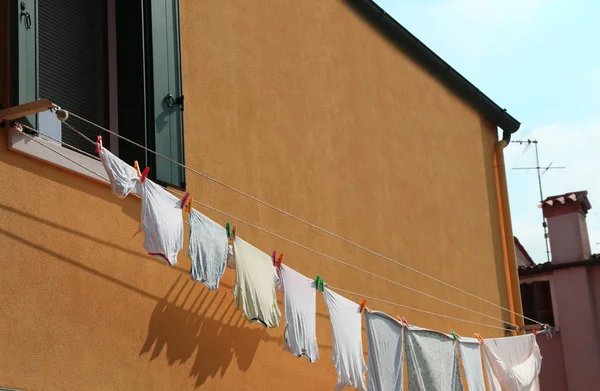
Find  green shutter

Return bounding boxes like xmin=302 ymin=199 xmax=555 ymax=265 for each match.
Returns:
xmin=150 ymin=0 xmax=185 ymax=188
xmin=15 ymin=0 xmax=38 ymax=127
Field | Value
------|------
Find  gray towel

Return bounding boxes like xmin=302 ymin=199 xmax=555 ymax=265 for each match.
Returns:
xmin=188 ymin=209 xmax=228 ymax=290
xmin=365 ymin=310 xmax=404 ymax=391
xmin=404 ymin=326 xmax=464 ymax=391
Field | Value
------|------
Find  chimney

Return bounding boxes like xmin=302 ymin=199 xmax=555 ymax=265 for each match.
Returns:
xmin=541 ymin=191 xmax=592 ymax=264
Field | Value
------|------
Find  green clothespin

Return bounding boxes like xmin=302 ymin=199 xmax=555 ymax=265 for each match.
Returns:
xmin=315 ymin=276 xmax=325 ymax=292
xmin=226 ymin=222 xmax=231 ymax=239
xmin=450 ymin=330 xmax=459 ymax=341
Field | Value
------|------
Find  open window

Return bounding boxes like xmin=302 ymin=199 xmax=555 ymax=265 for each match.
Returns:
xmin=520 ymin=280 xmax=556 ymax=327
xmin=12 ymin=0 xmax=185 ymax=188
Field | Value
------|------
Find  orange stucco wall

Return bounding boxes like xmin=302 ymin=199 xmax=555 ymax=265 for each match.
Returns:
xmin=0 ymin=0 xmax=514 ymax=390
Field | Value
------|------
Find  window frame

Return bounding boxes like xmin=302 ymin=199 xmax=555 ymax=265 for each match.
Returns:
xmin=8 ymin=0 xmax=185 ymax=189
xmin=520 ymin=275 xmax=560 ymax=330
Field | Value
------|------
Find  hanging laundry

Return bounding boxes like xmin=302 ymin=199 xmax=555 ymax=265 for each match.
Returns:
xmin=279 ymin=265 xmax=319 ymax=362
xmin=404 ymin=326 xmax=464 ymax=391
xmin=187 ymin=209 xmax=228 ymax=290
xmin=141 ymin=179 xmax=184 ymax=266
xmin=364 ymin=310 xmax=404 ymax=391
xmin=226 ymin=244 xmax=235 ymax=269
xmin=98 ymin=147 xmax=140 ymax=198
xmin=458 ymin=338 xmax=485 ymax=391
xmin=482 ymin=334 xmax=542 ymax=391
xmin=231 ymin=237 xmax=281 ymax=328
xmin=323 ymin=288 xmax=367 ymax=391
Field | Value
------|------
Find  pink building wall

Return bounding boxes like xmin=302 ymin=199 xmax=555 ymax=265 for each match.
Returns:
xmin=536 ymin=335 xmax=568 ymax=391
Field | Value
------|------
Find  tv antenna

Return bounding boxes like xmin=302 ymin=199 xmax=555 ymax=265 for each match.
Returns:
xmin=511 ymin=139 xmax=565 ymax=263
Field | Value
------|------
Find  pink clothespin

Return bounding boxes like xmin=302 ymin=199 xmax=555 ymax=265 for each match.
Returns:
xmin=140 ymin=167 xmax=150 ymax=183
xmin=95 ymin=136 xmax=103 ymax=153
xmin=180 ymin=193 xmax=190 ymax=209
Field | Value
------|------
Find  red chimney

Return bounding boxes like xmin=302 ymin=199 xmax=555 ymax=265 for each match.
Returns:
xmin=540 ymin=191 xmax=592 ymax=264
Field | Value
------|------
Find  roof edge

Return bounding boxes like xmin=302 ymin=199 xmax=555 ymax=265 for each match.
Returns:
xmin=345 ymin=0 xmax=521 ymax=134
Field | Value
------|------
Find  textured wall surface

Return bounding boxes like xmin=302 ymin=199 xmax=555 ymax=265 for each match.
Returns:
xmin=0 ymin=0 xmax=512 ymax=389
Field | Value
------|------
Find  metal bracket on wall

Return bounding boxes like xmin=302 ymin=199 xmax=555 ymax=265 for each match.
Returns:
xmin=164 ymin=94 xmax=184 ymax=111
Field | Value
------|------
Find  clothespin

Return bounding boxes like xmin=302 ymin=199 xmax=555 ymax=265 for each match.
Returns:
xmin=532 ymin=329 xmax=537 ymax=336
xmin=395 ymin=316 xmax=409 ymax=327
xmin=450 ymin=330 xmax=459 ymax=341
xmin=542 ymin=324 xmax=555 ymax=339
xmin=140 ymin=167 xmax=150 ymax=183
xmin=226 ymin=222 xmax=232 ymax=245
xmin=314 ymin=276 xmax=325 ymax=292
xmin=272 ymin=251 xmax=277 ymax=265
xmin=133 ymin=161 xmax=142 ymax=176
xmin=186 ymin=196 xmax=194 ymax=213
xmin=95 ymin=136 xmax=102 ymax=153
xmin=232 ymin=224 xmax=237 ymax=240
xmin=474 ymin=333 xmax=484 ymax=343
xmin=359 ymin=300 xmax=368 ymax=313
xmin=272 ymin=252 xmax=283 ymax=269
xmin=180 ymin=193 xmax=190 ymax=210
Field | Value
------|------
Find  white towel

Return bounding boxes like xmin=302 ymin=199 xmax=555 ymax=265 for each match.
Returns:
xmin=482 ymin=334 xmax=542 ymax=391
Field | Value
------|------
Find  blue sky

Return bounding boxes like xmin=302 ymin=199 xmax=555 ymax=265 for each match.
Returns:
xmin=374 ymin=0 xmax=600 ymax=262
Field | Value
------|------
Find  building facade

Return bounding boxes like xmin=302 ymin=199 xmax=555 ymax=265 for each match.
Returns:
xmin=0 ymin=0 xmax=523 ymax=389
xmin=520 ymin=191 xmax=600 ymax=391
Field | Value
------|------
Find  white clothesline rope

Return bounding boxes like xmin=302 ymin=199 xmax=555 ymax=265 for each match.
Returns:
xmin=14 ymin=121 xmax=525 ymax=331
xmin=328 ymin=286 xmax=508 ymax=331
xmin=59 ymin=107 xmax=535 ymax=326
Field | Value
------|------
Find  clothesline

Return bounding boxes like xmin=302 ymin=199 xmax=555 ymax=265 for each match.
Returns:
xmin=59 ymin=105 xmax=539 ymax=326
xmin=14 ymin=122 xmax=520 ymax=331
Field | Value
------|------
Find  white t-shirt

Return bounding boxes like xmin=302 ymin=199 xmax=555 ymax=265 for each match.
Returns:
xmin=232 ymin=237 xmax=281 ymax=328
xmin=98 ymin=147 xmax=140 ymax=198
xmin=323 ymin=288 xmax=367 ymax=391
xmin=280 ymin=265 xmax=319 ymax=362
xmin=140 ymin=179 xmax=184 ymax=266
xmin=188 ymin=209 xmax=228 ymax=290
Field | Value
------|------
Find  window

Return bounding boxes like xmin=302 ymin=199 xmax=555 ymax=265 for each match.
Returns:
xmin=12 ymin=0 xmax=185 ymax=188
xmin=520 ymin=280 xmax=556 ymax=327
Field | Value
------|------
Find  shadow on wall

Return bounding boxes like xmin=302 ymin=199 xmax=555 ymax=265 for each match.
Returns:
xmin=140 ymin=275 xmax=272 ymax=388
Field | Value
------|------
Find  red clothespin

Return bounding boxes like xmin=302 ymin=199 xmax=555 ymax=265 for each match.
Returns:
xmin=401 ymin=317 xmax=409 ymax=327
xmin=532 ymin=329 xmax=537 ymax=335
xmin=133 ymin=161 xmax=142 ymax=176
xmin=180 ymin=193 xmax=190 ymax=210
xmin=95 ymin=136 xmax=102 ymax=153
xmin=359 ymin=300 xmax=368 ymax=313
xmin=272 ymin=251 xmax=277 ymax=265
xmin=140 ymin=167 xmax=150 ymax=183
xmin=232 ymin=224 xmax=237 ymax=240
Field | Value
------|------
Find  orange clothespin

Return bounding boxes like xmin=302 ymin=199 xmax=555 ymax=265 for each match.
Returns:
xmin=133 ymin=161 xmax=142 ymax=176
xmin=276 ymin=253 xmax=283 ymax=268
xmin=140 ymin=167 xmax=150 ymax=183
xmin=186 ymin=196 xmax=193 ymax=213
xmin=95 ymin=136 xmax=102 ymax=153
xmin=359 ymin=300 xmax=368 ymax=313
xmin=474 ymin=333 xmax=484 ymax=343
xmin=180 ymin=193 xmax=190 ymax=210
xmin=232 ymin=224 xmax=237 ymax=240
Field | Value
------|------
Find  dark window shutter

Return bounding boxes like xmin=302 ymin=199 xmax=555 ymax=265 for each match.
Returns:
xmin=149 ymin=0 xmax=185 ymax=188
xmin=38 ymin=0 xmax=108 ymax=154
xmin=15 ymin=0 xmax=38 ymax=127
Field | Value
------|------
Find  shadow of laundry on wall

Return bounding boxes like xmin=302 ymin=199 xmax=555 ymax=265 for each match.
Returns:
xmin=140 ymin=275 xmax=269 ymax=387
